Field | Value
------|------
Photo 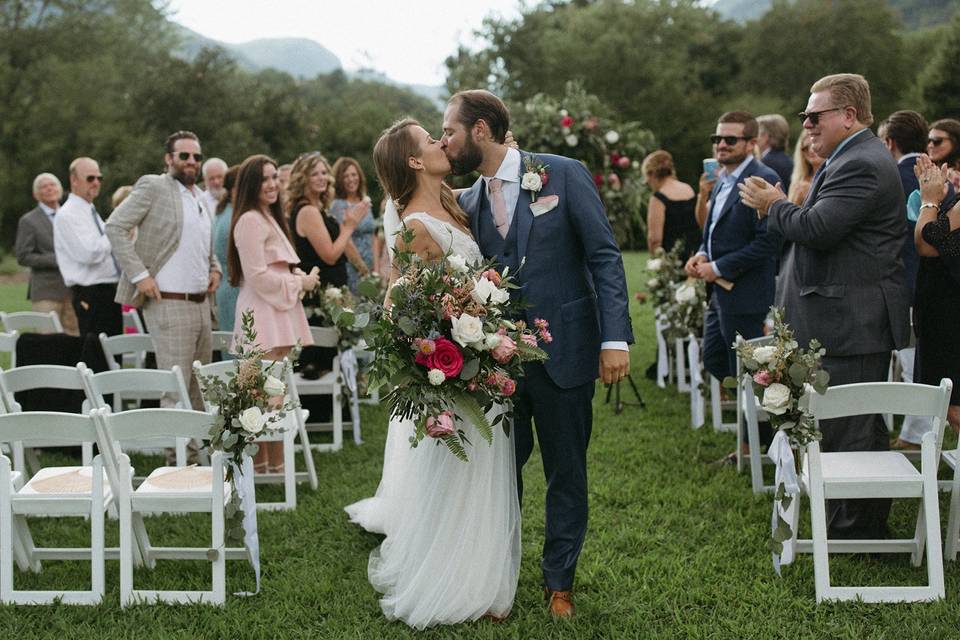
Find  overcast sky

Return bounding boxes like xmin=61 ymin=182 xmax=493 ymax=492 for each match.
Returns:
xmin=166 ymin=0 xmax=523 ymax=86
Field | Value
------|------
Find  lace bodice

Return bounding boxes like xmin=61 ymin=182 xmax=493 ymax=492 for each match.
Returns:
xmin=399 ymin=212 xmax=483 ymax=264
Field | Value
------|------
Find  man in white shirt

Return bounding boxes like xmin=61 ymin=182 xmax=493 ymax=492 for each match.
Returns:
xmin=200 ymin=157 xmax=228 ymax=215
xmin=53 ymin=157 xmax=122 ymax=339
xmin=106 ymin=132 xmax=221 ymax=462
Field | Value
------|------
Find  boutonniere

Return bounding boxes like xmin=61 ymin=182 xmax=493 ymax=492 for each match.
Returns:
xmin=520 ymin=156 xmax=550 ymax=202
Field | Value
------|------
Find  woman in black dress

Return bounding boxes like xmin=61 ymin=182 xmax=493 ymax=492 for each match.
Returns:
xmin=642 ymin=150 xmax=700 ymax=260
xmin=914 ymin=155 xmax=960 ymax=431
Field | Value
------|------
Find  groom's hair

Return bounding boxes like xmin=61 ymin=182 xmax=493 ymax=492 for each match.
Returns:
xmin=448 ymin=90 xmax=510 ymax=144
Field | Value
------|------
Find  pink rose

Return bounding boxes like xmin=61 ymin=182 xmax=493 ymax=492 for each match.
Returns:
xmin=560 ymin=115 xmax=575 ymax=128
xmin=482 ymin=269 xmax=502 ymax=286
xmin=426 ymin=411 xmax=455 ymax=438
xmin=521 ymin=333 xmax=538 ymax=348
xmin=499 ymin=378 xmax=516 ymax=397
xmin=585 ymin=117 xmax=599 ymax=131
xmin=618 ymin=156 xmax=630 ymax=169
xmin=430 ymin=337 xmax=464 ymax=378
xmin=608 ymin=173 xmax=621 ymax=191
xmin=491 ymin=334 xmax=517 ymax=363
xmin=753 ymin=371 xmax=773 ymax=387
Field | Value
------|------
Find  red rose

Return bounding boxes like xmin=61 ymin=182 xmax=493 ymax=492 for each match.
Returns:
xmin=539 ymin=171 xmax=549 ymax=187
xmin=593 ymin=173 xmax=604 ymax=187
xmin=610 ymin=152 xmax=621 ymax=164
xmin=430 ymin=337 xmax=464 ymax=378
xmin=561 ymin=115 xmax=575 ymax=128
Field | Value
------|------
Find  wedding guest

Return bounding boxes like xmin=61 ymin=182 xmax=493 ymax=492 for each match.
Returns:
xmin=914 ymin=155 xmax=960 ymax=433
xmin=330 ymin=157 xmax=375 ymax=291
xmin=201 ymin=157 xmax=228 ymax=215
xmin=110 ymin=185 xmax=133 ymax=210
xmin=642 ymin=150 xmax=699 ymax=259
xmin=15 ymin=173 xmax=78 ymax=335
xmin=786 ymin=130 xmax=824 ymax=205
xmin=694 ymin=145 xmax=718 ymax=229
xmin=928 ymin=118 xmax=960 ymax=172
xmin=54 ymin=157 xmax=122 ymax=339
xmin=757 ymin=114 xmax=794 ymax=192
xmin=213 ymin=165 xmax=240 ymax=333
xmin=277 ymin=163 xmax=293 ymax=192
xmin=741 ymin=73 xmax=911 ymax=540
xmin=228 ymin=154 xmax=317 ymax=474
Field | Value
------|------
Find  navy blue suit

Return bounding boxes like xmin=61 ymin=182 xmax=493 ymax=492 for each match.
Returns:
xmin=897 ymin=155 xmax=921 ymax=296
xmin=762 ymin=148 xmax=793 ymax=195
xmin=459 ymin=150 xmax=633 ymax=591
xmin=699 ymin=157 xmax=780 ymax=382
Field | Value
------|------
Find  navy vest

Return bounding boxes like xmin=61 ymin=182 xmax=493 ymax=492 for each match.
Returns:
xmin=476 ymin=189 xmax=521 ymax=276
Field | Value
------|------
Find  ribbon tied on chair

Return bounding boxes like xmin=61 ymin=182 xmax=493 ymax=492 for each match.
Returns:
xmin=767 ymin=428 xmax=799 ymax=575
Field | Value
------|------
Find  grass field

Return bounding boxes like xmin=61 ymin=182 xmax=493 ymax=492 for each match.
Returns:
xmin=3 ymin=253 xmax=960 ymax=639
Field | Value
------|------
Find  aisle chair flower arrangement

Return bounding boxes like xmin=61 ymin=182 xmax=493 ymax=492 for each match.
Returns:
xmin=366 ymin=225 xmax=551 ymax=461
xmin=723 ymin=307 xmax=829 ymax=570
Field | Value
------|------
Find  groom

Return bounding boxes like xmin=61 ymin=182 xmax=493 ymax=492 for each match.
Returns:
xmin=441 ymin=90 xmax=634 ymax=617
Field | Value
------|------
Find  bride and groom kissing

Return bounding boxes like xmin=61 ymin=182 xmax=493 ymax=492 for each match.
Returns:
xmin=344 ymin=90 xmax=633 ymax=629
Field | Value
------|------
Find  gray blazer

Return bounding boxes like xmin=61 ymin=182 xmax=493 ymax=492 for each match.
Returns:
xmin=15 ymin=205 xmax=70 ymax=301
xmin=768 ymin=129 xmax=910 ymax=356
xmin=105 ymin=174 xmax=220 ymax=307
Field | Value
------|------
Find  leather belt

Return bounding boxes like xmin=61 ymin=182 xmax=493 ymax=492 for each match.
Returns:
xmin=158 ymin=291 xmax=206 ymax=303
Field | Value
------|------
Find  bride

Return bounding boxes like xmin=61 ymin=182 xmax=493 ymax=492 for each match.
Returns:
xmin=344 ymin=118 xmax=521 ymax=629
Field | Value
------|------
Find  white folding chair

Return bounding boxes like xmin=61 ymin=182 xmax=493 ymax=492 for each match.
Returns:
xmin=0 ymin=411 xmax=110 ymax=605
xmin=735 ymin=335 xmax=775 ymax=476
xmin=0 ymin=311 xmax=63 ymax=335
xmin=710 ymin=376 xmax=737 ymax=432
xmin=0 ymin=364 xmax=94 ymax=473
xmin=293 ymin=327 xmax=346 ymax=451
xmin=122 ymin=309 xmax=145 ymax=334
xmin=684 ymin=334 xmax=705 ymax=428
xmin=99 ymin=332 xmax=155 ymax=371
xmin=195 ymin=359 xmax=317 ymax=511
xmin=0 ymin=331 xmax=18 ymax=370
xmin=791 ymin=379 xmax=951 ymax=603
xmin=81 ymin=366 xmax=193 ymax=468
xmin=211 ymin=331 xmax=234 ymax=357
xmin=92 ymin=408 xmax=241 ymax=606
xmin=673 ymin=337 xmax=690 ymax=393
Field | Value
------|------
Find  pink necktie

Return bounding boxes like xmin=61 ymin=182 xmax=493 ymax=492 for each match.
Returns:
xmin=489 ymin=178 xmax=508 ymax=238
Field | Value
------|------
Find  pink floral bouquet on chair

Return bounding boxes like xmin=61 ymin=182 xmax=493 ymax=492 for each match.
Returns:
xmin=367 ymin=227 xmax=550 ymax=461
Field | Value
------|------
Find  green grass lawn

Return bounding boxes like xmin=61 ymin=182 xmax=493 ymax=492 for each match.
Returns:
xmin=3 ymin=253 xmax=960 ymax=639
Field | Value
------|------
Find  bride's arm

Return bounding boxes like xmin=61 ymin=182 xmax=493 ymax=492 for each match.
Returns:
xmin=383 ymin=219 xmax=442 ymax=309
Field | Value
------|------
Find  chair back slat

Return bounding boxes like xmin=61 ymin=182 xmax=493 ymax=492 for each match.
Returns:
xmin=0 ymin=331 xmax=17 ymax=369
xmin=0 ymin=364 xmax=86 ymax=395
xmin=310 ymin=327 xmax=339 ymax=348
xmin=211 ymin=331 xmax=234 ymax=355
xmin=0 ymin=310 xmax=62 ymax=334
xmin=0 ymin=411 xmax=98 ymax=443
xmin=84 ymin=366 xmax=189 ymax=407
xmin=98 ymin=408 xmax=214 ymax=442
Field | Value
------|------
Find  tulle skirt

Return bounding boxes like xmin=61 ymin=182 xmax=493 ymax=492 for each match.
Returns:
xmin=345 ymin=411 xmax=521 ymax=629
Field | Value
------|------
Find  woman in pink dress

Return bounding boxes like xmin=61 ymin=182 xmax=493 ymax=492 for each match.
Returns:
xmin=227 ymin=154 xmax=318 ymax=473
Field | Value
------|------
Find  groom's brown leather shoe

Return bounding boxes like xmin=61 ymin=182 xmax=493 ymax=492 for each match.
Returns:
xmin=544 ymin=588 xmax=575 ymax=618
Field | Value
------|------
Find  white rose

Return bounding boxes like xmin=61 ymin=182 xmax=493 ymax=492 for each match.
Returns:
xmin=263 ymin=374 xmax=285 ymax=397
xmin=632 ymin=160 xmax=640 ymax=169
xmin=761 ymin=383 xmax=792 ymax=416
xmin=565 ymin=134 xmax=579 ymax=147
xmin=484 ymin=333 xmax=502 ymax=351
xmin=561 ymin=126 xmax=571 ymax=135
xmin=324 ymin=287 xmax=342 ymax=302
xmin=521 ymin=172 xmax=543 ymax=192
xmin=605 ymin=130 xmax=620 ymax=144
xmin=447 ymin=254 xmax=468 ymax=273
xmin=752 ymin=345 xmax=778 ymax=365
xmin=427 ymin=369 xmax=446 ymax=386
xmin=674 ymin=283 xmax=697 ymax=304
xmin=488 ymin=286 xmax=510 ymax=305
xmin=450 ymin=313 xmax=484 ymax=347
xmin=647 ymin=278 xmax=659 ymax=289
xmin=559 ymin=109 xmax=569 ymax=117
xmin=646 ymin=258 xmax=663 ymax=272
xmin=471 ymin=277 xmax=497 ymax=304
xmin=238 ymin=406 xmax=265 ymax=434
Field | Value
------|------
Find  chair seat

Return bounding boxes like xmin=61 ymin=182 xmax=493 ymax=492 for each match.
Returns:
xmin=136 ymin=466 xmax=230 ymax=499
xmin=18 ymin=466 xmax=111 ymax=498
xmin=293 ymin=370 xmax=337 ymax=392
xmin=803 ymin=451 xmax=923 ymax=499
xmin=942 ymin=449 xmax=959 ymax=470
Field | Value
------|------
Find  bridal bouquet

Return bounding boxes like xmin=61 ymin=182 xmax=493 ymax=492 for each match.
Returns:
xmin=195 ymin=311 xmax=299 ymax=542
xmin=367 ymin=227 xmax=550 ymax=461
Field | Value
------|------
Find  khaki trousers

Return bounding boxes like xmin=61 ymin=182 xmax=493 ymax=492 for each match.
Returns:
xmin=32 ymin=296 xmax=79 ymax=336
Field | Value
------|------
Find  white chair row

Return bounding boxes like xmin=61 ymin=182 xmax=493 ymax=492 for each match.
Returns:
xmin=0 ymin=311 xmax=62 ymax=335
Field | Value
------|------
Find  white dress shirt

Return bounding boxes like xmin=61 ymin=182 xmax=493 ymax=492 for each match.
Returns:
xmin=150 ymin=181 xmax=212 ymax=294
xmin=39 ymin=202 xmax=56 ymax=221
xmin=54 ymin=193 xmax=119 ymax=286
xmin=201 ymin=189 xmax=219 ymax=220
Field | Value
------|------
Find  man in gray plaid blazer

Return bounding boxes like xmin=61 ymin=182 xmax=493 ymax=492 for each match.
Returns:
xmin=106 ymin=132 xmax=221 ymax=462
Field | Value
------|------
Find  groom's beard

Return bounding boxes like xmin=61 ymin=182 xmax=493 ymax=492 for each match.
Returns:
xmin=447 ymin=137 xmax=484 ymax=176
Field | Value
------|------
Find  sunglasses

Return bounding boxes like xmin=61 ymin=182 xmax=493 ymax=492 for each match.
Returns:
xmin=928 ymin=137 xmax=946 ymax=147
xmin=85 ymin=175 xmax=103 ymax=183
xmin=176 ymin=152 xmax=203 ymax=162
xmin=798 ymin=107 xmax=842 ymax=125
xmin=710 ymin=135 xmax=749 ymax=146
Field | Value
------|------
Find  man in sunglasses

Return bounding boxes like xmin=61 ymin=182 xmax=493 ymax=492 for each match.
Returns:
xmin=53 ymin=157 xmax=123 ymax=339
xmin=106 ymin=131 xmax=222 ymax=463
xmin=685 ymin=111 xmax=780 ymax=454
xmin=740 ymin=73 xmax=911 ymax=540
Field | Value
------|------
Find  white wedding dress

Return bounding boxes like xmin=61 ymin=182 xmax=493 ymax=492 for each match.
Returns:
xmin=344 ymin=210 xmax=521 ymax=629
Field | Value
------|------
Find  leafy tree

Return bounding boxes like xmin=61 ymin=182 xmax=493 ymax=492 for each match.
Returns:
xmin=918 ymin=12 xmax=960 ymax=120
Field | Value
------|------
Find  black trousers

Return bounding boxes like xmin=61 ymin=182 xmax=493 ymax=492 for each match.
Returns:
xmin=71 ymin=283 xmax=122 ymax=339
xmin=820 ymin=351 xmax=893 ymax=539
xmin=513 ymin=362 xmax=595 ymax=591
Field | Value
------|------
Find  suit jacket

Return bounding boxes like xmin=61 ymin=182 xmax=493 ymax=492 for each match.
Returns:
xmin=105 ymin=174 xmax=220 ymax=307
xmin=762 ymin=148 xmax=793 ymax=194
xmin=699 ymin=157 xmax=780 ymax=315
xmin=14 ymin=205 xmax=70 ymax=301
xmin=897 ymin=155 xmax=921 ymax=296
xmin=768 ymin=129 xmax=910 ymax=356
xmin=459 ymin=151 xmax=634 ymax=389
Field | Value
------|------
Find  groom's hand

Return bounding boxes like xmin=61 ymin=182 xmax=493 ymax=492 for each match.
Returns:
xmin=599 ymin=349 xmax=630 ymax=384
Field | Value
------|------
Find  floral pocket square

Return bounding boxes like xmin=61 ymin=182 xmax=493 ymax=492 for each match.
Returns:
xmin=530 ymin=195 xmax=559 ymax=217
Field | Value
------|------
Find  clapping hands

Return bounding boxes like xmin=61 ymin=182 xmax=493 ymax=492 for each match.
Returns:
xmin=914 ymin=154 xmax=950 ymax=205
xmin=738 ymin=177 xmax=786 ymax=218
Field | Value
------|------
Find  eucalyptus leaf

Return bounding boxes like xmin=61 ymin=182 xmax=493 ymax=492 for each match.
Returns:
xmin=243 ymin=443 xmax=259 ymax=457
xmin=459 ymin=358 xmax=480 ymax=381
xmin=722 ymin=376 xmax=739 ymax=390
xmin=397 ymin=316 xmax=417 ymax=336
xmin=788 ymin=362 xmax=808 ymax=385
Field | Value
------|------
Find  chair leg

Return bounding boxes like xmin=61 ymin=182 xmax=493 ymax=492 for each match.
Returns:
xmin=333 ymin=385 xmax=344 ymax=451
xmin=945 ymin=470 xmax=960 ymax=561
xmin=351 ymin=391 xmax=363 ymax=446
xmin=211 ymin=487 xmax=226 ymax=605
xmin=13 ymin=515 xmax=41 ymax=572
xmin=735 ymin=389 xmax=744 ymax=474
xmin=90 ymin=497 xmax=105 ymax=604
xmin=921 ymin=434 xmax=945 ymax=598
xmin=0 ymin=482 xmax=12 ymax=603
xmin=284 ymin=433 xmax=296 ymax=510
xmin=911 ymin=503 xmax=926 ymax=567
xmin=120 ymin=494 xmax=134 ymax=607
xmin=295 ymin=413 xmax=318 ymax=491
xmin=806 ymin=450 xmax=832 ymax=602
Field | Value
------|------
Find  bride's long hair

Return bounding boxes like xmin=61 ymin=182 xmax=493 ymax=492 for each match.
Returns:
xmin=373 ymin=118 xmax=468 ymax=228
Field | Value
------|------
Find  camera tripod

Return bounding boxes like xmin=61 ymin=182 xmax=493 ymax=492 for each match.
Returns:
xmin=604 ymin=373 xmax=645 ymax=415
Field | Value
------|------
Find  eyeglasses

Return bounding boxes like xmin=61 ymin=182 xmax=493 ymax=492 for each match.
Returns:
xmin=85 ymin=175 xmax=103 ymax=183
xmin=709 ymin=135 xmax=750 ymax=146
xmin=176 ymin=152 xmax=203 ymax=162
xmin=798 ymin=107 xmax=842 ymax=125
xmin=928 ymin=137 xmax=946 ymax=147
xmin=801 ymin=145 xmax=812 ymax=152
